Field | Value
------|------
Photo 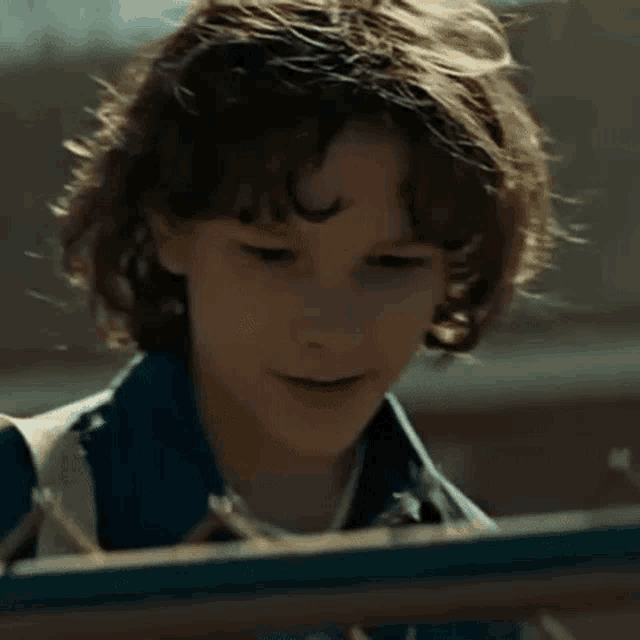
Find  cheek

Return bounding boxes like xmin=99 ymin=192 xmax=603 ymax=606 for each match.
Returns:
xmin=371 ymin=288 xmax=438 ymax=349
xmin=236 ymin=312 xmax=259 ymax=342
xmin=234 ymin=295 xmax=276 ymax=343
xmin=188 ymin=255 xmax=293 ymax=350
xmin=210 ymin=281 xmax=279 ymax=345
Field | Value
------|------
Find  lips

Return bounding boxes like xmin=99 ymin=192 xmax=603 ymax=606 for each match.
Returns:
xmin=290 ymin=375 xmax=361 ymax=384
xmin=288 ymin=375 xmax=362 ymax=388
xmin=284 ymin=370 xmax=364 ymax=383
xmin=275 ymin=372 xmax=366 ymax=396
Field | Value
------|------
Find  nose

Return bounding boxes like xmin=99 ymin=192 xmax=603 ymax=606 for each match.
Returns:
xmin=297 ymin=297 xmax=365 ymax=347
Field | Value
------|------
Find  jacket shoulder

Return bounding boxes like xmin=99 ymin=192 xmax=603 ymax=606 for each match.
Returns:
xmin=0 ymin=392 xmax=112 ymax=528
xmin=4 ymin=390 xmax=113 ymax=468
xmin=0 ymin=390 xmax=112 ymax=557
xmin=0 ymin=416 xmax=38 ymax=542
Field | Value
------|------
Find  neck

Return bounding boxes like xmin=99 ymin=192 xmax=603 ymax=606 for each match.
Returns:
xmin=193 ymin=370 xmax=358 ymax=533
xmin=224 ymin=443 xmax=358 ymax=534
xmin=212 ymin=426 xmax=357 ymax=531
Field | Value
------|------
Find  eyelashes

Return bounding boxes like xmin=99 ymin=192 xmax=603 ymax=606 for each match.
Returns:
xmin=244 ymin=248 xmax=292 ymax=262
xmin=241 ymin=246 xmax=430 ymax=271
xmin=374 ymin=256 xmax=430 ymax=270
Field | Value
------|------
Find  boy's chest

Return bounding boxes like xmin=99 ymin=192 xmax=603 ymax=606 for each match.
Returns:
xmin=81 ymin=405 xmax=430 ymax=549
xmin=89 ymin=438 xmax=420 ymax=549
xmin=21 ymin=407 xmax=519 ymax=640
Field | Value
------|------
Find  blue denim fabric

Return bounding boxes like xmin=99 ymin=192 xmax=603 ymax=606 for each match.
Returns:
xmin=1 ymin=346 xmax=522 ymax=638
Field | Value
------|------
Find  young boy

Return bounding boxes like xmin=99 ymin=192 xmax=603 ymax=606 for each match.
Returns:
xmin=1 ymin=0 xmax=565 ymax=637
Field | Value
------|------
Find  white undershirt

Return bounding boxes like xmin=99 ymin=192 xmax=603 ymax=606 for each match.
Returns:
xmin=226 ymin=440 xmax=367 ymax=538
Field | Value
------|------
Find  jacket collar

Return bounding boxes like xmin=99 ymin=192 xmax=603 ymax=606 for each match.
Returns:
xmin=99 ymin=347 xmax=480 ymax=538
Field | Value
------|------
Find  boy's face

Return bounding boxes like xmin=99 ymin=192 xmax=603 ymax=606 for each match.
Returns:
xmin=155 ymin=116 xmax=446 ymax=460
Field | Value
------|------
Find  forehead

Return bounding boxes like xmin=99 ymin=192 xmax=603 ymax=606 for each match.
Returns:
xmin=305 ymin=118 xmax=410 ymax=192
xmin=220 ymin=123 xmax=421 ymax=247
xmin=200 ymin=112 xmax=461 ymax=249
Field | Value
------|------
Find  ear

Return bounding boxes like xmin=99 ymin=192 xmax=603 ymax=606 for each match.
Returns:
xmin=147 ymin=210 xmax=194 ymax=276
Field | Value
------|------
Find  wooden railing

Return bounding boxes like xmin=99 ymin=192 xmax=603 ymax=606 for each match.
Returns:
xmin=1 ymin=505 xmax=640 ymax=639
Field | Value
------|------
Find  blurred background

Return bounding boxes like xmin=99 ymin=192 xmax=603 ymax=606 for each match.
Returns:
xmin=1 ymin=0 xmax=639 ymax=526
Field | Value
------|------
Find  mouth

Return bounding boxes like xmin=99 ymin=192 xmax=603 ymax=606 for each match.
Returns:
xmin=276 ymin=373 xmax=367 ymax=394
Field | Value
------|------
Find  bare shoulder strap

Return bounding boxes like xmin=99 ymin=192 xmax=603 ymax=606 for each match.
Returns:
xmin=2 ymin=408 xmax=100 ymax=557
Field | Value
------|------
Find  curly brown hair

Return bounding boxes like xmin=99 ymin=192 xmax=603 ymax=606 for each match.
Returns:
xmin=48 ymin=0 xmax=581 ymax=369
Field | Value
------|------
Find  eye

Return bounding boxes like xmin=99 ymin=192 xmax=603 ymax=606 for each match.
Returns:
xmin=370 ymin=256 xmax=430 ymax=270
xmin=241 ymin=246 xmax=430 ymax=270
xmin=242 ymin=246 xmax=294 ymax=262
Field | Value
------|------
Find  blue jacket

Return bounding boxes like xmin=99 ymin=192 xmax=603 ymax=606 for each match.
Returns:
xmin=0 ymin=347 xmax=522 ymax=639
